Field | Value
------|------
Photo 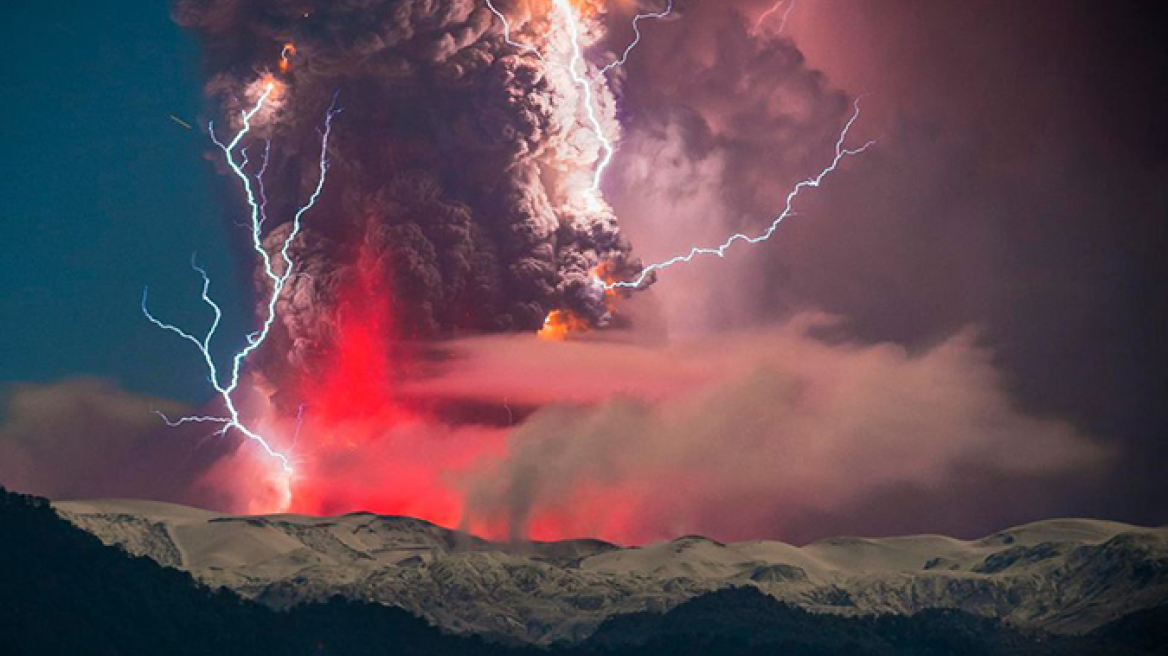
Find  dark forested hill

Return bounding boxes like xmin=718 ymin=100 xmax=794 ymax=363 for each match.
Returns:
xmin=0 ymin=486 xmax=522 ymax=656
xmin=2 ymin=486 xmax=1163 ymax=656
xmin=586 ymin=585 xmax=1166 ymax=656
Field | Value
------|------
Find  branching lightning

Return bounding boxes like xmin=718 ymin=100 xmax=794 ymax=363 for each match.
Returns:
xmin=142 ymin=82 xmax=340 ymax=472
xmin=605 ymin=99 xmax=875 ymax=290
xmin=480 ymin=3 xmax=872 ymax=310
xmin=483 ymin=0 xmax=673 ymax=203
xmin=552 ymin=0 xmax=614 ymax=200
xmin=596 ymin=1 xmax=674 ymax=78
xmin=755 ymin=0 xmax=797 ymax=34
xmin=483 ymin=0 xmax=547 ymax=61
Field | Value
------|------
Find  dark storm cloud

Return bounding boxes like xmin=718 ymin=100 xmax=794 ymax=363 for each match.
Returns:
xmin=608 ymin=0 xmax=1166 ymax=528
xmin=174 ymin=0 xmax=641 ymax=386
xmin=609 ymin=0 xmax=851 ymax=234
xmin=604 ymin=0 xmax=855 ymax=336
xmin=773 ymin=0 xmax=1168 ymax=527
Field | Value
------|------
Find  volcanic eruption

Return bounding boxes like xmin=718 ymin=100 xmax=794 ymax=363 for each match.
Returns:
xmin=169 ymin=0 xmax=662 ymax=524
xmin=177 ymin=0 xmax=646 ymax=357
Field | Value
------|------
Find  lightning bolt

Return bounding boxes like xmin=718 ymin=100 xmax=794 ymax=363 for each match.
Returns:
xmin=142 ymin=83 xmax=340 ymax=472
xmin=552 ymin=0 xmax=614 ymax=201
xmin=754 ymin=0 xmax=797 ymax=34
xmin=483 ymin=0 xmax=546 ymax=61
xmin=483 ymin=0 xmax=674 ymax=204
xmin=597 ymin=0 xmax=674 ymax=78
xmin=479 ymin=4 xmax=867 ymax=301
xmin=606 ymin=99 xmax=875 ymax=290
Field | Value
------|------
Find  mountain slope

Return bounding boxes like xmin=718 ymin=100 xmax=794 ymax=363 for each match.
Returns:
xmin=9 ymin=487 xmax=1168 ymax=655
xmin=56 ymin=498 xmax=1168 ymax=644
xmin=6 ymin=487 xmax=1168 ymax=655
xmin=0 ymin=488 xmax=524 ymax=656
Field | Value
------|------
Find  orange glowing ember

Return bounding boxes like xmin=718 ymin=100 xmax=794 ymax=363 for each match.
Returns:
xmin=537 ymin=262 xmax=626 ymax=340
xmin=537 ymin=309 xmax=589 ymax=341
xmin=279 ymin=43 xmax=297 ymax=73
xmin=257 ymin=73 xmax=286 ymax=99
xmin=594 ymin=261 xmax=621 ymax=299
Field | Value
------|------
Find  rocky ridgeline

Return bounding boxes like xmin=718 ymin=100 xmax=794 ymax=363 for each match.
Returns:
xmin=56 ymin=500 xmax=1168 ymax=645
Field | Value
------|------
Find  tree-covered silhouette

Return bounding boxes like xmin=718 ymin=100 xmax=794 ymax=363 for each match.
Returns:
xmin=2 ymin=486 xmax=1163 ymax=656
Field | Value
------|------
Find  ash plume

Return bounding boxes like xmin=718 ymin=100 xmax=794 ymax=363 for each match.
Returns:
xmin=175 ymin=0 xmax=644 ymax=389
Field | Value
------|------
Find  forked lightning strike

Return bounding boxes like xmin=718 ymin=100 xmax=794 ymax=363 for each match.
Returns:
xmin=483 ymin=0 xmax=546 ymax=60
xmin=597 ymin=0 xmax=673 ymax=77
xmin=142 ymin=82 xmax=339 ymax=472
xmin=605 ymin=100 xmax=875 ymax=290
xmin=553 ymin=0 xmax=614 ymax=199
xmin=483 ymin=3 xmax=873 ymax=308
xmin=482 ymin=0 xmax=672 ymax=78
xmin=755 ymin=0 xmax=797 ymax=34
xmin=483 ymin=0 xmax=672 ymax=199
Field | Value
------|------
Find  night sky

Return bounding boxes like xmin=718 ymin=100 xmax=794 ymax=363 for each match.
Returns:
xmin=1 ymin=0 xmax=1165 ymax=542
xmin=1 ymin=0 xmax=248 ymax=404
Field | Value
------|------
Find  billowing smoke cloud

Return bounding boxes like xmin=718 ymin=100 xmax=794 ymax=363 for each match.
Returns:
xmin=444 ymin=317 xmax=1111 ymax=543
xmin=612 ymin=0 xmax=852 ymax=233
xmin=175 ymin=0 xmax=646 ymax=397
xmin=604 ymin=0 xmax=857 ymax=335
xmin=187 ymin=315 xmax=1112 ymax=544
xmin=3 ymin=325 xmax=1110 ymax=546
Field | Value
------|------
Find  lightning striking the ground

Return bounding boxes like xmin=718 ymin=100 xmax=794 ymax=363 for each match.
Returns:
xmin=141 ymin=82 xmax=339 ymax=473
xmin=605 ymin=99 xmax=875 ymax=291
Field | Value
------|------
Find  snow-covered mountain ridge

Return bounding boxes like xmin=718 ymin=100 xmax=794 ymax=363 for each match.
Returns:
xmin=55 ymin=499 xmax=1168 ymax=644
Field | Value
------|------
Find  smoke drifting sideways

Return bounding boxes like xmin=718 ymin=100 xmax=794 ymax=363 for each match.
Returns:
xmin=174 ymin=0 xmax=647 ymax=405
xmin=0 ymin=319 xmax=1111 ymax=543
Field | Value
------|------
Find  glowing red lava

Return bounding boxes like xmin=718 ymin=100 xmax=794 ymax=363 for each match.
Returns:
xmin=310 ymin=247 xmax=399 ymax=426
xmin=278 ymin=241 xmax=508 ymax=531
